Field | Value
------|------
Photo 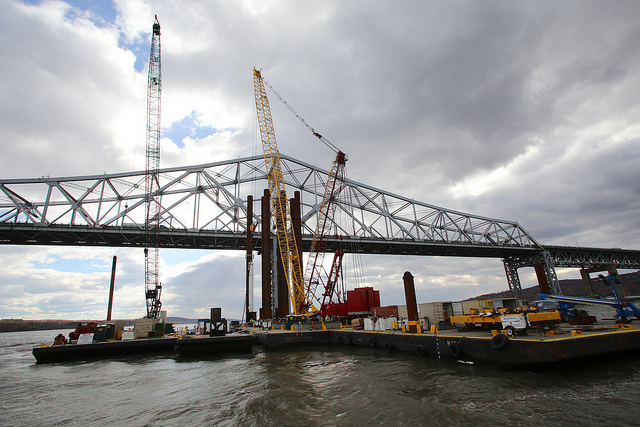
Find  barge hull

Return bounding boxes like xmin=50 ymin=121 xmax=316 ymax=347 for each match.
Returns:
xmin=33 ymin=337 xmax=177 ymax=363
xmin=254 ymin=328 xmax=640 ymax=365
xmin=33 ymin=335 xmax=257 ymax=364
xmin=174 ymin=335 xmax=257 ymax=358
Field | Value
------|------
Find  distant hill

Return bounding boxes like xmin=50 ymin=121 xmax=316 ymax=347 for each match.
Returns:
xmin=469 ymin=271 xmax=640 ymax=302
xmin=167 ymin=317 xmax=199 ymax=325
xmin=0 ymin=317 xmax=200 ymax=333
xmin=0 ymin=319 xmax=80 ymax=333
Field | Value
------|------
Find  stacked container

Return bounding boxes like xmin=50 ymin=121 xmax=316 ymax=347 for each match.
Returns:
xmin=347 ymin=287 xmax=381 ymax=314
xmin=134 ymin=318 xmax=157 ymax=338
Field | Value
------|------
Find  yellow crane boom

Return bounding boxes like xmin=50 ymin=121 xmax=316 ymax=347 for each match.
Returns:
xmin=253 ymin=68 xmax=309 ymax=315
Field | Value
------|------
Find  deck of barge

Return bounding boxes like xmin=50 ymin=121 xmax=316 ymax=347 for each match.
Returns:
xmin=32 ymin=333 xmax=257 ymax=363
xmin=33 ymin=319 xmax=640 ymax=365
xmin=253 ymin=319 xmax=640 ymax=365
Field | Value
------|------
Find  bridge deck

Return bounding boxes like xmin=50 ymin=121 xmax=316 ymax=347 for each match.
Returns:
xmin=1 ymin=223 xmax=639 ymax=269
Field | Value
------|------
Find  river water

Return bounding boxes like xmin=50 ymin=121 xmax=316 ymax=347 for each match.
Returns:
xmin=2 ymin=328 xmax=640 ymax=426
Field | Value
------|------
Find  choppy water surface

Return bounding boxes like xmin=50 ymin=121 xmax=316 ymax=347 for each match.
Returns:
xmin=2 ymin=328 xmax=640 ymax=426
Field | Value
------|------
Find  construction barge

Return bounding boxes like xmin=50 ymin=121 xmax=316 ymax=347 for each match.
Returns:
xmin=32 ymin=312 xmax=257 ymax=363
xmin=33 ymin=335 xmax=257 ymax=363
xmin=253 ymin=320 xmax=640 ymax=366
xmin=33 ymin=272 xmax=640 ymax=365
xmin=33 ymin=319 xmax=640 ymax=366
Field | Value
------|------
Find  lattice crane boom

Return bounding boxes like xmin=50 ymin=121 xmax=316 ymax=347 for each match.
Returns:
xmin=253 ymin=68 xmax=308 ymax=315
xmin=144 ymin=16 xmax=162 ymax=319
xmin=303 ymin=151 xmax=347 ymax=311
xmin=323 ymin=249 xmax=345 ymax=306
xmin=262 ymin=74 xmax=349 ymax=315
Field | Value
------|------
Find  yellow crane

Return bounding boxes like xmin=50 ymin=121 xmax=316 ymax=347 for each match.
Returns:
xmin=259 ymin=78 xmax=348 ymax=317
xmin=253 ymin=68 xmax=309 ymax=315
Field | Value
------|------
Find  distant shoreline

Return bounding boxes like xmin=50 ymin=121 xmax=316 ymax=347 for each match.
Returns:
xmin=0 ymin=318 xmax=199 ymax=333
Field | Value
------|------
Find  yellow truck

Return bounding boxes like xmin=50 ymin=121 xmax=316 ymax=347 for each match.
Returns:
xmin=450 ymin=309 xmax=560 ymax=336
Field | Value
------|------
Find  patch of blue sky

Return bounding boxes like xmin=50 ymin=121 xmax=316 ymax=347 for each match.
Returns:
xmin=120 ymin=37 xmax=150 ymax=73
xmin=64 ymin=0 xmax=117 ymax=25
xmin=38 ymin=255 xmax=111 ymax=273
xmin=63 ymin=0 xmax=149 ymax=72
xmin=20 ymin=0 xmax=118 ymax=28
xmin=162 ymin=249 xmax=212 ymax=267
xmin=163 ymin=111 xmax=223 ymax=148
xmin=21 ymin=0 xmax=117 ymax=25
xmin=20 ymin=1 xmax=148 ymax=72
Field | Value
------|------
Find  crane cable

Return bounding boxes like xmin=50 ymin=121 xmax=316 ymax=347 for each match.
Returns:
xmin=262 ymin=77 xmax=342 ymax=155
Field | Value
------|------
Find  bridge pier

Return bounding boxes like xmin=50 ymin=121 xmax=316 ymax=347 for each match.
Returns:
xmin=580 ymin=265 xmax=624 ymax=299
xmin=503 ymin=251 xmax=562 ymax=304
xmin=245 ymin=195 xmax=254 ymax=321
xmin=260 ymin=190 xmax=273 ymax=320
xmin=275 ymin=238 xmax=289 ymax=318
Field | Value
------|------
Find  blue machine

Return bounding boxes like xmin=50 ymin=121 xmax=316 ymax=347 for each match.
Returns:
xmin=532 ymin=298 xmax=585 ymax=322
xmin=539 ymin=273 xmax=640 ymax=322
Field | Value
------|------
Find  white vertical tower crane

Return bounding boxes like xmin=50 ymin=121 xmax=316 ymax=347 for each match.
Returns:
xmin=144 ymin=16 xmax=162 ymax=319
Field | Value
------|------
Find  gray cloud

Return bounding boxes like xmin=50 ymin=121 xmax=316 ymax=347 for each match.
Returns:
xmin=1 ymin=0 xmax=639 ymax=319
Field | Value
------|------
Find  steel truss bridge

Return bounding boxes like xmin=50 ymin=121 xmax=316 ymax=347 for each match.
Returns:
xmin=1 ymin=154 xmax=639 ymax=302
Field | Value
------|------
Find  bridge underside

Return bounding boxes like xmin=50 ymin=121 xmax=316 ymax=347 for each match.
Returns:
xmin=0 ymin=224 xmax=540 ymax=258
xmin=1 ymin=224 xmax=639 ymax=270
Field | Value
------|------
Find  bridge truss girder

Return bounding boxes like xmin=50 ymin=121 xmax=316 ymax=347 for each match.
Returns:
xmin=547 ymin=245 xmax=640 ymax=270
xmin=0 ymin=154 xmax=540 ymax=253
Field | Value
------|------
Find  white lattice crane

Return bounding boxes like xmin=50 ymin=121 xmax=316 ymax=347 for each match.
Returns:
xmin=144 ymin=16 xmax=162 ymax=319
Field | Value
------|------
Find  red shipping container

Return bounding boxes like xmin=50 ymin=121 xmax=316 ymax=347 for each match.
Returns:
xmin=346 ymin=287 xmax=381 ymax=313
xmin=347 ymin=301 xmax=367 ymax=313
xmin=372 ymin=305 xmax=398 ymax=318
xmin=320 ymin=302 xmax=348 ymax=317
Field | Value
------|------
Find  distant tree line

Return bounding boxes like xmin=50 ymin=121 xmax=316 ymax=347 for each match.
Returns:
xmin=0 ymin=317 xmax=199 ymax=333
xmin=470 ymin=271 xmax=640 ymax=302
xmin=0 ymin=319 xmax=80 ymax=333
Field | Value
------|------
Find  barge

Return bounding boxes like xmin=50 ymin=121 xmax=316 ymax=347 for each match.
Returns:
xmin=33 ymin=320 xmax=640 ymax=365
xmin=33 ymin=334 xmax=258 ymax=363
xmin=253 ymin=320 xmax=640 ymax=366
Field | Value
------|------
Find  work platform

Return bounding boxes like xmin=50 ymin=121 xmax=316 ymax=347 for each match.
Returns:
xmin=32 ymin=334 xmax=257 ymax=363
xmin=33 ymin=320 xmax=640 ymax=366
xmin=253 ymin=320 xmax=640 ymax=366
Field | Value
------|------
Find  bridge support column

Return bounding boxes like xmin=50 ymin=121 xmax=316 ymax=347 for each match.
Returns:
xmin=579 ymin=268 xmax=597 ymax=298
xmin=260 ymin=190 xmax=272 ymax=320
xmin=402 ymin=271 xmax=419 ymax=333
xmin=275 ymin=238 xmax=289 ymax=318
xmin=534 ymin=263 xmax=552 ymax=295
xmin=538 ymin=251 xmax=562 ymax=296
xmin=290 ymin=191 xmax=303 ymax=299
xmin=580 ymin=265 xmax=623 ymax=299
xmin=246 ymin=195 xmax=254 ymax=322
xmin=503 ymin=259 xmax=524 ymax=305
xmin=503 ymin=251 xmax=562 ymax=304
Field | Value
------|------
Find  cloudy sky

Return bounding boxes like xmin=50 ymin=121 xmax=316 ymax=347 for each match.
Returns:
xmin=1 ymin=0 xmax=639 ymax=321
